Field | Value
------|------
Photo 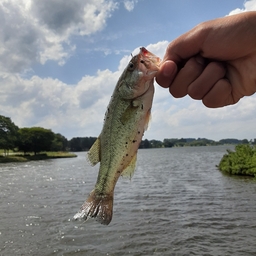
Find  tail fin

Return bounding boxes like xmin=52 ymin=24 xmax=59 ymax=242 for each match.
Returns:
xmin=73 ymin=190 xmax=113 ymax=225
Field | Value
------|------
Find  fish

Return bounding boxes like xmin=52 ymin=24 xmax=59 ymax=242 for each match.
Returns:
xmin=74 ymin=47 xmax=161 ymax=225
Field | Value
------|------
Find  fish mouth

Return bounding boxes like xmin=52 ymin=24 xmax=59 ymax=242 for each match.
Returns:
xmin=138 ymin=47 xmax=161 ymax=79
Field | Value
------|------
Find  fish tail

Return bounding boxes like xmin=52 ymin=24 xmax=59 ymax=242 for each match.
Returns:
xmin=73 ymin=190 xmax=113 ymax=225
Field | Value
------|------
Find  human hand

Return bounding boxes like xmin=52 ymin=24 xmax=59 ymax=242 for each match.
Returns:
xmin=156 ymin=11 xmax=256 ymax=108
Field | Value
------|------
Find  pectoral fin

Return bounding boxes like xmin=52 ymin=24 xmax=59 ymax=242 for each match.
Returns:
xmin=87 ymin=136 xmax=101 ymax=166
xmin=120 ymin=100 xmax=141 ymax=125
xmin=121 ymin=154 xmax=137 ymax=179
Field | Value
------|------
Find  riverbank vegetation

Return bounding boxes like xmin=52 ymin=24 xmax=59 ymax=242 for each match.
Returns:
xmin=217 ymin=144 xmax=256 ymax=177
xmin=0 ymin=115 xmax=69 ymax=155
xmin=0 ymin=115 xmax=76 ymax=163
xmin=0 ymin=152 xmax=77 ymax=163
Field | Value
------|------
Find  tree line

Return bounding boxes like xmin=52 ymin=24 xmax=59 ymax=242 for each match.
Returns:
xmin=139 ymin=137 xmax=253 ymax=148
xmin=1 ymin=115 xmax=255 ymax=155
xmin=0 ymin=115 xmax=68 ymax=155
xmin=66 ymin=137 xmax=254 ymax=151
xmin=0 ymin=115 xmax=101 ymax=155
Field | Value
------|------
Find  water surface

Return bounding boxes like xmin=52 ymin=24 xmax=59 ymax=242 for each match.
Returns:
xmin=1 ymin=146 xmax=256 ymax=255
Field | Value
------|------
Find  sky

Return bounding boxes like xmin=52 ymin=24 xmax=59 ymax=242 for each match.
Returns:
xmin=1 ymin=0 xmax=256 ymax=141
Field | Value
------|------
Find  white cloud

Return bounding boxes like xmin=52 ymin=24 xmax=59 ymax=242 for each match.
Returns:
xmin=148 ymin=94 xmax=256 ymax=141
xmin=229 ymin=0 xmax=256 ymax=15
xmin=0 ymin=0 xmax=118 ymax=73
xmin=123 ymin=0 xmax=138 ymax=11
xmin=0 ymin=67 xmax=120 ymax=138
xmin=31 ymin=0 xmax=118 ymax=36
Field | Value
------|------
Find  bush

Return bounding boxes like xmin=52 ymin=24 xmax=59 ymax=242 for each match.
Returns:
xmin=217 ymin=144 xmax=256 ymax=176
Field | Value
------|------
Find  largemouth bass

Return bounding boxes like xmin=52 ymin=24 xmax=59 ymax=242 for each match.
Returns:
xmin=74 ymin=47 xmax=161 ymax=225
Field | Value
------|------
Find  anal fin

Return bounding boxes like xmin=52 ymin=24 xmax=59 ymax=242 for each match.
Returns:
xmin=121 ymin=154 xmax=137 ymax=179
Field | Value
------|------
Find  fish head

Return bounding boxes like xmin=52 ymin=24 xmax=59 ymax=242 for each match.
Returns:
xmin=118 ymin=47 xmax=161 ymax=99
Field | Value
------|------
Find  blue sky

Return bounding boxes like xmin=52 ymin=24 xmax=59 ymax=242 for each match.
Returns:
xmin=31 ymin=0 xmax=246 ymax=83
xmin=1 ymin=0 xmax=256 ymax=141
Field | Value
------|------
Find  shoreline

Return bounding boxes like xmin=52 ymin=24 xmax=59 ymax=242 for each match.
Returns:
xmin=0 ymin=152 xmax=77 ymax=163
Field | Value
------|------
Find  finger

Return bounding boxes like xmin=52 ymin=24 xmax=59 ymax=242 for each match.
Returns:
xmin=187 ymin=61 xmax=226 ymax=100
xmin=169 ymin=55 xmax=205 ymax=98
xmin=202 ymin=79 xmax=241 ymax=108
xmin=156 ymin=60 xmax=177 ymax=88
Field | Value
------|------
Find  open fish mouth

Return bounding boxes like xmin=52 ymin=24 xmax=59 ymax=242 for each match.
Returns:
xmin=140 ymin=47 xmax=161 ymax=67
xmin=138 ymin=47 xmax=161 ymax=79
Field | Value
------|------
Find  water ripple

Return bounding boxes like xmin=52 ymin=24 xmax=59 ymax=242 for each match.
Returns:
xmin=1 ymin=146 xmax=256 ymax=255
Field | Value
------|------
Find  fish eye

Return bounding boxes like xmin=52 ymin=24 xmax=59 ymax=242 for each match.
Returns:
xmin=128 ymin=62 xmax=135 ymax=71
xmin=140 ymin=60 xmax=144 ymax=63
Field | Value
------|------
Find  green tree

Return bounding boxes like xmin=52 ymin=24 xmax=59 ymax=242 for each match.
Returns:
xmin=150 ymin=139 xmax=163 ymax=148
xmin=68 ymin=137 xmax=82 ymax=151
xmin=51 ymin=133 xmax=68 ymax=151
xmin=68 ymin=137 xmax=97 ymax=151
xmin=218 ymin=138 xmax=241 ymax=144
xmin=80 ymin=137 xmax=97 ymax=150
xmin=0 ymin=115 xmax=19 ymax=155
xmin=18 ymin=127 xmax=55 ymax=155
xmin=163 ymin=138 xmax=175 ymax=148
xmin=139 ymin=139 xmax=152 ymax=149
xmin=218 ymin=144 xmax=256 ymax=176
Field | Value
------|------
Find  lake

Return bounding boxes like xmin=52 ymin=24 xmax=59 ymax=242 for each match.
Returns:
xmin=1 ymin=146 xmax=256 ymax=256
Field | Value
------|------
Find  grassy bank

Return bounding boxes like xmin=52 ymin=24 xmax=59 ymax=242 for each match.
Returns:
xmin=0 ymin=152 xmax=77 ymax=163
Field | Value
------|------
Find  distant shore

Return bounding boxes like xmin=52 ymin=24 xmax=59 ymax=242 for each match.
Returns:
xmin=0 ymin=152 xmax=77 ymax=163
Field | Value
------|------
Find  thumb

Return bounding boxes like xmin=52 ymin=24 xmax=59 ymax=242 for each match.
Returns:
xmin=156 ymin=26 xmax=207 ymax=88
xmin=156 ymin=60 xmax=177 ymax=88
